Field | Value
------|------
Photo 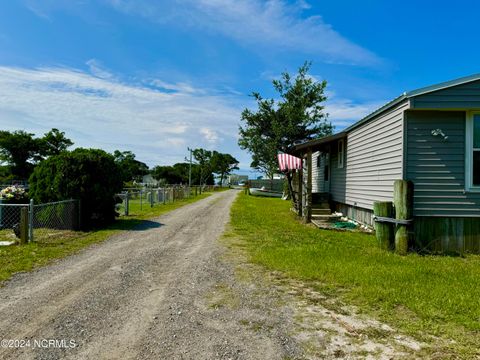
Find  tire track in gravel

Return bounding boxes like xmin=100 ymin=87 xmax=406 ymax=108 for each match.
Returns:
xmin=0 ymin=190 xmax=297 ymax=360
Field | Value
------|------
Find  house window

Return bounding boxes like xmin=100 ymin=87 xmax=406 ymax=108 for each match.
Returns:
xmin=317 ymin=154 xmax=321 ymax=167
xmin=338 ymin=139 xmax=344 ymax=168
xmin=466 ymin=112 xmax=480 ymax=190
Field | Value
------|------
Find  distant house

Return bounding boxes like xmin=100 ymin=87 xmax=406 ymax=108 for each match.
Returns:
xmin=293 ymin=74 xmax=480 ymax=253
xmin=227 ymin=174 xmax=249 ymax=185
xmin=141 ymin=174 xmax=159 ymax=187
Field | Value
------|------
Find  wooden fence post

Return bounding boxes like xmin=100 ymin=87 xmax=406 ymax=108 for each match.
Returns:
xmin=373 ymin=201 xmax=394 ymax=250
xmin=394 ymin=180 xmax=414 ymax=255
xmin=20 ymin=207 xmax=29 ymax=244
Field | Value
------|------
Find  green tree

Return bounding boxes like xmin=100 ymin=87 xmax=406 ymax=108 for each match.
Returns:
xmin=113 ymin=150 xmax=149 ymax=183
xmin=151 ymin=163 xmax=213 ymax=185
xmin=192 ymin=148 xmax=213 ymax=185
xmin=41 ymin=128 xmax=73 ymax=156
xmin=29 ymin=148 xmax=123 ymax=228
xmin=239 ymin=61 xmax=332 ymax=185
xmin=211 ymin=151 xmax=239 ymax=185
xmin=0 ymin=130 xmax=42 ymax=179
xmin=0 ymin=128 xmax=74 ymax=179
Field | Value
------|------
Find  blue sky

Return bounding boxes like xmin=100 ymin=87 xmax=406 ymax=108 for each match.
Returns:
xmin=0 ymin=0 xmax=478 ymax=175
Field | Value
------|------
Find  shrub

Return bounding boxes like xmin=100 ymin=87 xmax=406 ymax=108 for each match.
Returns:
xmin=29 ymin=148 xmax=123 ymax=229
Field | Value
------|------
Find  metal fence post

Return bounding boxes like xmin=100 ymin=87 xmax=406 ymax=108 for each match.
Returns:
xmin=125 ymin=192 xmax=129 ymax=216
xmin=28 ymin=198 xmax=34 ymax=242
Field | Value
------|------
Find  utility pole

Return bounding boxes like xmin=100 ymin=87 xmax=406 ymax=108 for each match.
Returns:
xmin=187 ymin=147 xmax=193 ymax=187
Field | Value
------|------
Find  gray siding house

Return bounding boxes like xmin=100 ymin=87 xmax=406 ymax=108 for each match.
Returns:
xmin=294 ymin=74 xmax=480 ymax=253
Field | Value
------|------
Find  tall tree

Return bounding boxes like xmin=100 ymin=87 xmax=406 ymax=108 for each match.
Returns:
xmin=113 ymin=150 xmax=149 ymax=183
xmin=192 ymin=148 xmax=213 ymax=185
xmin=0 ymin=130 xmax=42 ymax=178
xmin=41 ymin=128 xmax=73 ymax=156
xmin=151 ymin=163 xmax=213 ymax=185
xmin=211 ymin=151 xmax=239 ymax=185
xmin=239 ymin=61 xmax=332 ymax=187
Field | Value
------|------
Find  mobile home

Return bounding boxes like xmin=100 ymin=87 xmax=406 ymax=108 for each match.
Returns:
xmin=294 ymin=74 xmax=480 ymax=253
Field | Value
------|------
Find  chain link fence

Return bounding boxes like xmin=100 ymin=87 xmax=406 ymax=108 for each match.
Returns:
xmin=32 ymin=200 xmax=79 ymax=242
xmin=116 ymin=185 xmax=217 ymax=216
xmin=0 ymin=203 xmax=29 ymax=243
xmin=0 ymin=199 xmax=79 ymax=244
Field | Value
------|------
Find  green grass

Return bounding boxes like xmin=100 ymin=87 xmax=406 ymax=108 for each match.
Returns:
xmin=0 ymin=192 xmax=213 ymax=284
xmin=229 ymin=193 xmax=480 ymax=358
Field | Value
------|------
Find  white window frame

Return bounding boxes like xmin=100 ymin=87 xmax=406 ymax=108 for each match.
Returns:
xmin=338 ymin=139 xmax=344 ymax=169
xmin=465 ymin=111 xmax=480 ymax=192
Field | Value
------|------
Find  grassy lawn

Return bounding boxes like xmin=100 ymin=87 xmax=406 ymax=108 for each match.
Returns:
xmin=229 ymin=193 xmax=480 ymax=358
xmin=0 ymin=192 xmax=213 ymax=285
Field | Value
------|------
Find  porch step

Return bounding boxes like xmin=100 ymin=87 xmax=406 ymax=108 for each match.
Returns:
xmin=311 ymin=214 xmax=341 ymax=223
xmin=311 ymin=208 xmax=331 ymax=215
xmin=312 ymin=202 xmax=330 ymax=210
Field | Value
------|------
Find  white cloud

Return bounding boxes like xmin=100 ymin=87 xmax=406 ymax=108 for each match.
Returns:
xmin=0 ymin=66 xmax=243 ymax=167
xmin=107 ymin=0 xmax=380 ymax=66
xmin=200 ymin=127 xmax=219 ymax=144
xmin=86 ymin=59 xmax=115 ymax=80
xmin=325 ymin=98 xmax=385 ymax=129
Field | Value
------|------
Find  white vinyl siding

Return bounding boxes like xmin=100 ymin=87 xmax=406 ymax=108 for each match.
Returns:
xmin=344 ymin=101 xmax=408 ymax=210
xmin=312 ymin=151 xmax=325 ymax=193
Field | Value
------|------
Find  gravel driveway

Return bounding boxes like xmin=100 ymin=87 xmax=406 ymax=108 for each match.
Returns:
xmin=0 ymin=189 xmax=424 ymax=360
xmin=0 ymin=190 xmax=297 ymax=360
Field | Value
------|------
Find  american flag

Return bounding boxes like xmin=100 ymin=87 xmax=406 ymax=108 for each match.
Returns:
xmin=277 ymin=153 xmax=302 ymax=172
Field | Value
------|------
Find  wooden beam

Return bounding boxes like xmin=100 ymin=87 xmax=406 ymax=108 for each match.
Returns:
xmin=305 ymin=148 xmax=312 ymax=223
xmin=373 ymin=201 xmax=394 ymax=250
xmin=394 ymin=180 xmax=414 ymax=255
xmin=298 ymin=168 xmax=303 ymax=217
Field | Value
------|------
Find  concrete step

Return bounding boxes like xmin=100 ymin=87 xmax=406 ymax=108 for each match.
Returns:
xmin=312 ymin=202 xmax=330 ymax=210
xmin=311 ymin=208 xmax=331 ymax=215
xmin=311 ymin=214 xmax=341 ymax=222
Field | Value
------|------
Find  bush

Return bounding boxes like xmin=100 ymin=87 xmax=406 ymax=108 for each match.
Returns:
xmin=29 ymin=148 xmax=123 ymax=229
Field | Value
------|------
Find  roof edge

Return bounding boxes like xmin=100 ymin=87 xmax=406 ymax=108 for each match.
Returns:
xmin=294 ymin=131 xmax=346 ymax=152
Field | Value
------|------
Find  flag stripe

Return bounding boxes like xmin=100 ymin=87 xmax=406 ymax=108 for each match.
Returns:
xmin=277 ymin=153 xmax=302 ymax=172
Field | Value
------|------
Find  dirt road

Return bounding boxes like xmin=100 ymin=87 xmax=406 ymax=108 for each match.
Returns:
xmin=0 ymin=189 xmax=424 ymax=360
xmin=0 ymin=190 xmax=298 ymax=360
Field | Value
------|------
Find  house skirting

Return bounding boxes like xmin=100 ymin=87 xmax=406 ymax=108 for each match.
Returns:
xmin=414 ymin=217 xmax=480 ymax=254
xmin=332 ymin=202 xmax=374 ymax=226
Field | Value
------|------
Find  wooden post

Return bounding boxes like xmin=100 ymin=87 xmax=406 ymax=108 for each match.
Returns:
xmin=394 ymin=180 xmax=414 ymax=255
xmin=298 ymin=168 xmax=303 ymax=217
xmin=305 ymin=148 xmax=312 ymax=223
xmin=20 ymin=207 xmax=29 ymax=244
xmin=373 ymin=201 xmax=394 ymax=250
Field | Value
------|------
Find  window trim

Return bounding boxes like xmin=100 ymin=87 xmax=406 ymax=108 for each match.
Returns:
xmin=465 ymin=111 xmax=480 ymax=192
xmin=337 ymin=139 xmax=344 ymax=168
